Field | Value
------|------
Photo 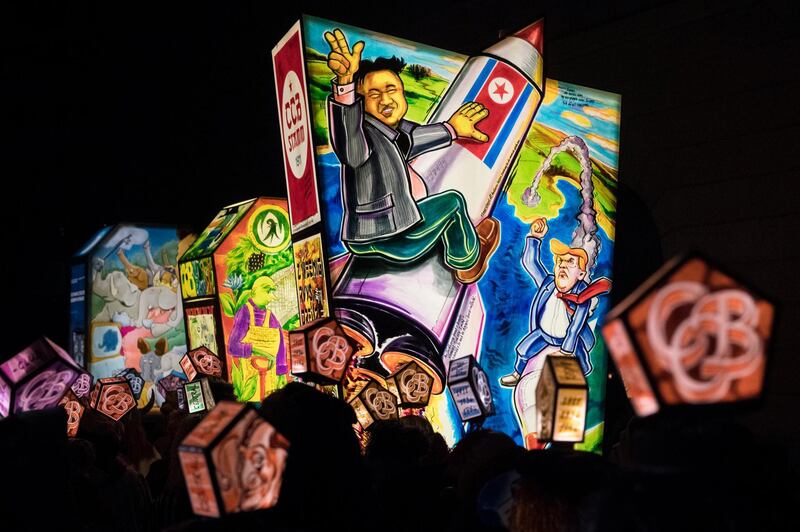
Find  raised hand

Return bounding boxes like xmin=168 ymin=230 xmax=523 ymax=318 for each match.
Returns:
xmin=324 ymin=28 xmax=364 ymax=85
xmin=529 ymin=217 xmax=548 ymax=238
xmin=447 ymin=102 xmax=490 ymax=142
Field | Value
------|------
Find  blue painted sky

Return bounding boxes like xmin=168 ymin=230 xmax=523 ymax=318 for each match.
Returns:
xmin=304 ymin=16 xmax=467 ymax=80
xmin=535 ymin=80 xmax=621 ymax=168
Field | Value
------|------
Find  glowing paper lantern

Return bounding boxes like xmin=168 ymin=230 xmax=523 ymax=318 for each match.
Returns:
xmin=385 ymin=361 xmax=434 ymax=408
xmin=89 ymin=377 xmax=136 ymax=421
xmin=447 ymin=355 xmax=494 ymax=423
xmin=348 ymin=380 xmax=399 ymax=430
xmin=157 ymin=374 xmax=185 ymax=400
xmin=179 ymin=198 xmax=300 ymax=404
xmin=180 ymin=347 xmax=224 ymax=382
xmin=70 ymin=372 xmax=93 ymax=399
xmin=0 ymin=337 xmax=82 ymax=418
xmin=114 ymin=367 xmax=145 ymax=400
xmin=535 ymin=355 xmax=588 ymax=443
xmin=184 ymin=378 xmax=216 ymax=414
xmin=59 ymin=390 xmax=86 ymax=437
xmin=289 ymin=318 xmax=353 ymax=384
xmin=179 ymin=401 xmax=289 ymax=517
xmin=69 ymin=224 xmax=191 ymax=398
xmin=602 ymin=255 xmax=774 ymax=417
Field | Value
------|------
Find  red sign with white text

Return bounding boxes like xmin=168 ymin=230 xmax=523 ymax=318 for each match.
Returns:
xmin=272 ymin=22 xmax=321 ymax=234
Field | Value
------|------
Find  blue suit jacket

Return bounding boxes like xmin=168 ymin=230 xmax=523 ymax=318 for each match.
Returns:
xmin=516 ymin=237 xmax=595 ymax=373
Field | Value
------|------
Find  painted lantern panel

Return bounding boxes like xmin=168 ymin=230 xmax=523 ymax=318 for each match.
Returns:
xmin=273 ymin=17 xmax=620 ymax=450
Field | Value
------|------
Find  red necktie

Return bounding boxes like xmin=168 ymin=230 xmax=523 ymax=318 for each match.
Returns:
xmin=556 ymin=277 xmax=612 ymax=315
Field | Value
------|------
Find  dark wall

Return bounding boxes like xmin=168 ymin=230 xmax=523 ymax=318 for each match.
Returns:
xmin=4 ymin=0 xmax=798 ymax=461
xmin=544 ymin=0 xmax=799 ymax=464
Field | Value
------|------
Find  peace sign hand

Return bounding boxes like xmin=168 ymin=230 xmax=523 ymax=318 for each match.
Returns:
xmin=324 ymin=28 xmax=365 ymax=85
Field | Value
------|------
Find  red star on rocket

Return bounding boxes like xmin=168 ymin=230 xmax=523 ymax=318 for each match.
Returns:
xmin=493 ymin=81 xmax=508 ymax=99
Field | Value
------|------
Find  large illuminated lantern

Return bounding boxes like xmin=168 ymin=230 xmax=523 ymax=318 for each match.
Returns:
xmin=273 ymin=16 xmax=621 ymax=450
xmin=179 ymin=198 xmax=301 ymax=403
xmin=69 ymin=224 xmax=194 ymax=406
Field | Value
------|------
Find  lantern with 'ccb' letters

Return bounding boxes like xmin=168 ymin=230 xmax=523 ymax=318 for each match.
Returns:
xmin=180 ymin=347 xmax=224 ymax=382
xmin=348 ymin=380 xmax=399 ymax=430
xmin=70 ymin=372 xmax=93 ymax=399
xmin=289 ymin=318 xmax=353 ymax=384
xmin=0 ymin=337 xmax=83 ymax=418
xmin=90 ymin=377 xmax=136 ymax=421
xmin=114 ymin=367 xmax=145 ymax=401
xmin=447 ymin=355 xmax=495 ymax=423
xmin=385 ymin=361 xmax=434 ymax=408
xmin=179 ymin=401 xmax=290 ymax=518
xmin=601 ymin=255 xmax=774 ymax=417
xmin=59 ymin=389 xmax=86 ymax=437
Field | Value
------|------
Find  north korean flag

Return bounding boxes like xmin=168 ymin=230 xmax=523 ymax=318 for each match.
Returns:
xmin=458 ymin=59 xmax=534 ymax=169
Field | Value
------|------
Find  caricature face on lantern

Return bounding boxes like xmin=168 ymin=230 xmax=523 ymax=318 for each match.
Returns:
xmin=239 ymin=419 xmax=286 ymax=510
xmin=211 ymin=410 xmax=288 ymax=513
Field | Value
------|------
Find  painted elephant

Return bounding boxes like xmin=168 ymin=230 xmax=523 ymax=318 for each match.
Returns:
xmin=136 ymin=285 xmax=182 ymax=337
xmin=92 ymin=268 xmax=141 ymax=323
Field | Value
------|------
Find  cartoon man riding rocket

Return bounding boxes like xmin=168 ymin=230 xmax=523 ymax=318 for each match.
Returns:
xmin=325 ymin=28 xmax=500 ymax=284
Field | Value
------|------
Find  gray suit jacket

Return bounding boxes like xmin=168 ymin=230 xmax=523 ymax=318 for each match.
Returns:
xmin=328 ymin=95 xmax=453 ymax=243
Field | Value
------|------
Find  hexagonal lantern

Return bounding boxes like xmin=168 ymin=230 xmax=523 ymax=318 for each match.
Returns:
xmin=114 ymin=367 xmax=145 ymax=401
xmin=69 ymin=224 xmax=193 ymax=398
xmin=447 ymin=355 xmax=494 ymax=423
xmin=180 ymin=198 xmax=302 ymax=404
xmin=385 ymin=360 xmax=434 ymax=408
xmin=89 ymin=377 xmax=136 ymax=421
xmin=157 ymin=374 xmax=186 ymax=400
xmin=70 ymin=372 xmax=93 ymax=399
xmin=180 ymin=347 xmax=224 ymax=382
xmin=0 ymin=337 xmax=82 ymax=418
xmin=179 ymin=401 xmax=290 ymax=517
xmin=59 ymin=390 xmax=86 ymax=437
xmin=602 ymin=255 xmax=774 ymax=417
xmin=184 ymin=378 xmax=216 ymax=414
xmin=289 ymin=317 xmax=353 ymax=384
xmin=535 ymin=354 xmax=588 ymax=443
xmin=348 ymin=380 xmax=399 ymax=430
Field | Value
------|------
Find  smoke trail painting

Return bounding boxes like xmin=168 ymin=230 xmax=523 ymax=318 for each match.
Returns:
xmin=483 ymin=80 xmax=621 ymax=451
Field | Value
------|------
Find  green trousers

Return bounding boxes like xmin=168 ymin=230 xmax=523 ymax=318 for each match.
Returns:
xmin=346 ymin=190 xmax=479 ymax=269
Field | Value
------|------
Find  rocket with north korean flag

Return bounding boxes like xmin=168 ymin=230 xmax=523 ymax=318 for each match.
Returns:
xmin=412 ymin=20 xmax=545 ymax=223
xmin=334 ymin=21 xmax=546 ymax=399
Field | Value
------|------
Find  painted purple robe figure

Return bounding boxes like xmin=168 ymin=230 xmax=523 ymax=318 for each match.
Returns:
xmin=227 ymin=277 xmax=287 ymax=375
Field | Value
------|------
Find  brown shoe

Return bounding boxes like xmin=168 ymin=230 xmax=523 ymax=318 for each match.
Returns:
xmin=137 ymin=338 xmax=150 ymax=354
xmin=155 ymin=337 xmax=168 ymax=356
xmin=455 ymin=217 xmax=500 ymax=284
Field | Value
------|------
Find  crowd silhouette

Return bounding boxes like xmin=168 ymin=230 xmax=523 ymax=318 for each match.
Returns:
xmin=0 ymin=381 xmax=796 ymax=531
